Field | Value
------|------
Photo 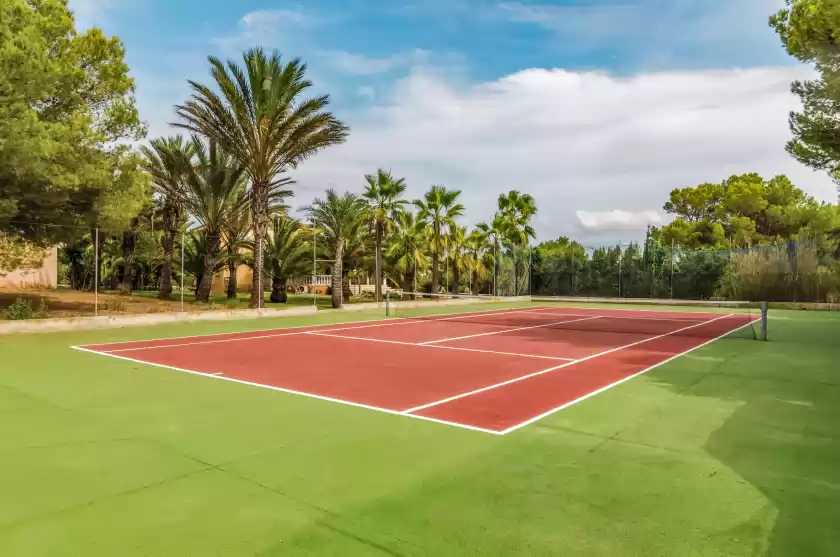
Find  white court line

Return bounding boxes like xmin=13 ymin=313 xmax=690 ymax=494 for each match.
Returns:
xmin=498 ymin=317 xmax=760 ymax=434
xmin=519 ymin=310 xmax=717 ymax=322
xmin=304 ymin=331 xmax=576 ymax=361
xmin=90 ymin=308 xmax=540 ymax=353
xmin=70 ymin=346 xmax=502 ymax=435
xmin=529 ymin=301 xmax=745 ymax=316
xmin=95 ymin=306 xmax=543 ymax=354
xmin=418 ymin=316 xmax=601 ymax=345
xmin=401 ymin=313 xmax=734 ymax=414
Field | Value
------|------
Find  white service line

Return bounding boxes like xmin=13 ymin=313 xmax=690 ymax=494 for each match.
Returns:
xmin=498 ymin=317 xmax=760 ymax=434
xmin=401 ymin=313 xmax=734 ymax=414
xmin=520 ymin=310 xmax=718 ymax=322
xmin=96 ymin=306 xmax=544 ymax=354
xmin=70 ymin=345 xmax=502 ymax=435
xmin=529 ymin=301 xmax=742 ymax=316
xmin=418 ymin=316 xmax=601 ymax=345
xmin=304 ymin=331 xmax=576 ymax=361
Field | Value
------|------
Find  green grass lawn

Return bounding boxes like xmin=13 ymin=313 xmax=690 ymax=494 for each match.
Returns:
xmin=0 ymin=305 xmax=838 ymax=555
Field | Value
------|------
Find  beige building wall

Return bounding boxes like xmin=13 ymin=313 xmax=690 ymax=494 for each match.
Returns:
xmin=210 ymin=263 xmax=254 ymax=295
xmin=0 ymin=247 xmax=58 ymax=288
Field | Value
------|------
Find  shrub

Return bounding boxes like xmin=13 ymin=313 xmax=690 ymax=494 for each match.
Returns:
xmin=3 ymin=297 xmax=48 ymax=320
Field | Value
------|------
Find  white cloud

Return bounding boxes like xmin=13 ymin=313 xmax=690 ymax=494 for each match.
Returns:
xmin=214 ymin=9 xmax=319 ymax=53
xmin=322 ymin=51 xmax=406 ymax=75
xmin=575 ymin=210 xmax=664 ymax=232
xmin=357 ymin=86 xmax=376 ymax=100
xmin=318 ymin=49 xmax=432 ymax=76
xmin=286 ymin=65 xmax=836 ymax=245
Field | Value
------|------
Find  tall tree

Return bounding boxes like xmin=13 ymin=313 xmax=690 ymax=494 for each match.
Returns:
xmin=415 ymin=186 xmax=464 ymax=294
xmin=385 ymin=211 xmax=428 ymax=299
xmin=260 ymin=217 xmax=311 ymax=303
xmin=305 ymin=190 xmax=366 ymax=309
xmin=221 ymin=188 xmax=251 ymax=299
xmin=139 ymin=136 xmax=194 ymax=299
xmin=448 ymin=225 xmax=469 ymax=294
xmin=465 ymin=228 xmax=490 ymax=294
xmin=362 ymin=169 xmax=408 ymax=302
xmin=497 ymin=190 xmax=537 ymax=246
xmin=497 ymin=190 xmax=537 ymax=294
xmin=476 ymin=215 xmax=507 ymax=295
xmin=770 ymin=0 xmax=840 ymax=194
xmin=174 ymin=48 xmax=349 ymax=307
xmin=178 ymin=138 xmax=248 ymax=302
xmin=662 ymin=173 xmax=822 ymax=248
xmin=0 ymin=0 xmax=148 ymax=257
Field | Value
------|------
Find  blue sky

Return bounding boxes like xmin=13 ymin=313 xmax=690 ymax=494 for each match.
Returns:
xmin=71 ymin=0 xmax=836 ymax=243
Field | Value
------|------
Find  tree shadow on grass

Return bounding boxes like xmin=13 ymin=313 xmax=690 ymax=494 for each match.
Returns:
xmin=648 ymin=315 xmax=840 ymax=556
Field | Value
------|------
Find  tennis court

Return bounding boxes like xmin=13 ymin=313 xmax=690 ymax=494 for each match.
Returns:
xmin=73 ymin=301 xmax=759 ymax=434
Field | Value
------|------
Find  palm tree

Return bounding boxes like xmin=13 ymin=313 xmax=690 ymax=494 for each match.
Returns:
xmin=183 ymin=230 xmax=228 ymax=299
xmin=305 ymin=190 xmax=366 ymax=308
xmin=415 ymin=185 xmax=464 ymax=294
xmin=139 ymin=136 xmax=193 ymax=299
xmin=497 ymin=190 xmax=537 ymax=295
xmin=221 ymin=187 xmax=250 ymax=299
xmin=174 ymin=48 xmax=349 ymax=308
xmin=386 ymin=211 xmax=429 ymax=299
xmin=118 ymin=203 xmax=154 ymax=295
xmin=476 ymin=214 xmax=506 ymax=295
xmin=497 ymin=190 xmax=537 ymax=246
xmin=260 ymin=216 xmax=311 ymax=303
xmin=448 ymin=225 xmax=469 ymax=295
xmin=465 ymin=228 xmax=490 ymax=294
xmin=362 ymin=169 xmax=408 ymax=303
xmin=178 ymin=137 xmax=248 ymax=302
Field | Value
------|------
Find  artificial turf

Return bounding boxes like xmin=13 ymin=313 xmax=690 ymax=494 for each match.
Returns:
xmin=0 ymin=306 xmax=838 ymax=555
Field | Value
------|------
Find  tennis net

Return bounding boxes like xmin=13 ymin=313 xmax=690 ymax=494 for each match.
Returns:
xmin=385 ymin=292 xmax=768 ymax=340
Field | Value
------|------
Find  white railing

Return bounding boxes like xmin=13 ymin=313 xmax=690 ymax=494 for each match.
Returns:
xmin=300 ymin=275 xmax=332 ymax=286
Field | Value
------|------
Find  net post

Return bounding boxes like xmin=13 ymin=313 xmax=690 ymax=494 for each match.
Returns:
xmin=385 ymin=291 xmax=391 ymax=317
xmin=760 ymin=301 xmax=768 ymax=341
xmin=180 ymin=231 xmax=185 ymax=312
xmin=94 ymin=227 xmax=99 ymax=317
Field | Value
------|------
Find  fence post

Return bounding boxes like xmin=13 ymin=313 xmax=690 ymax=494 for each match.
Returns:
xmin=760 ymin=301 xmax=768 ymax=341
xmin=180 ymin=231 xmax=185 ymax=312
xmin=618 ymin=245 xmax=622 ymax=298
xmin=493 ymin=241 xmax=497 ymax=296
xmin=670 ymin=238 xmax=675 ymax=299
xmin=529 ymin=246 xmax=533 ymax=300
xmin=313 ymin=226 xmax=317 ymax=307
xmin=94 ymin=228 xmax=99 ymax=317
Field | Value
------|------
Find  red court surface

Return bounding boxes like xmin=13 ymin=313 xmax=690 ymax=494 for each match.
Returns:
xmin=74 ymin=306 xmax=757 ymax=434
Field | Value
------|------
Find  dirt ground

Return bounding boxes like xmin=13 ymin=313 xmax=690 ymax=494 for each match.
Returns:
xmin=0 ymin=288 xmax=219 ymax=318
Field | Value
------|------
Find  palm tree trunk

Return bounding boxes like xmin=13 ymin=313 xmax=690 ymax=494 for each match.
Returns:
xmin=226 ymin=257 xmax=238 ymax=298
xmin=119 ymin=218 xmax=139 ymax=295
xmin=159 ymin=202 xmax=177 ymax=300
xmin=331 ymin=241 xmax=344 ymax=309
xmin=270 ymin=275 xmax=288 ymax=303
xmin=452 ymin=257 xmax=460 ymax=296
xmin=249 ymin=183 xmax=268 ymax=308
xmin=403 ymin=263 xmax=414 ymax=301
xmin=375 ymin=222 xmax=383 ymax=303
xmin=196 ymin=232 xmax=221 ymax=303
xmin=431 ymin=227 xmax=440 ymax=294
